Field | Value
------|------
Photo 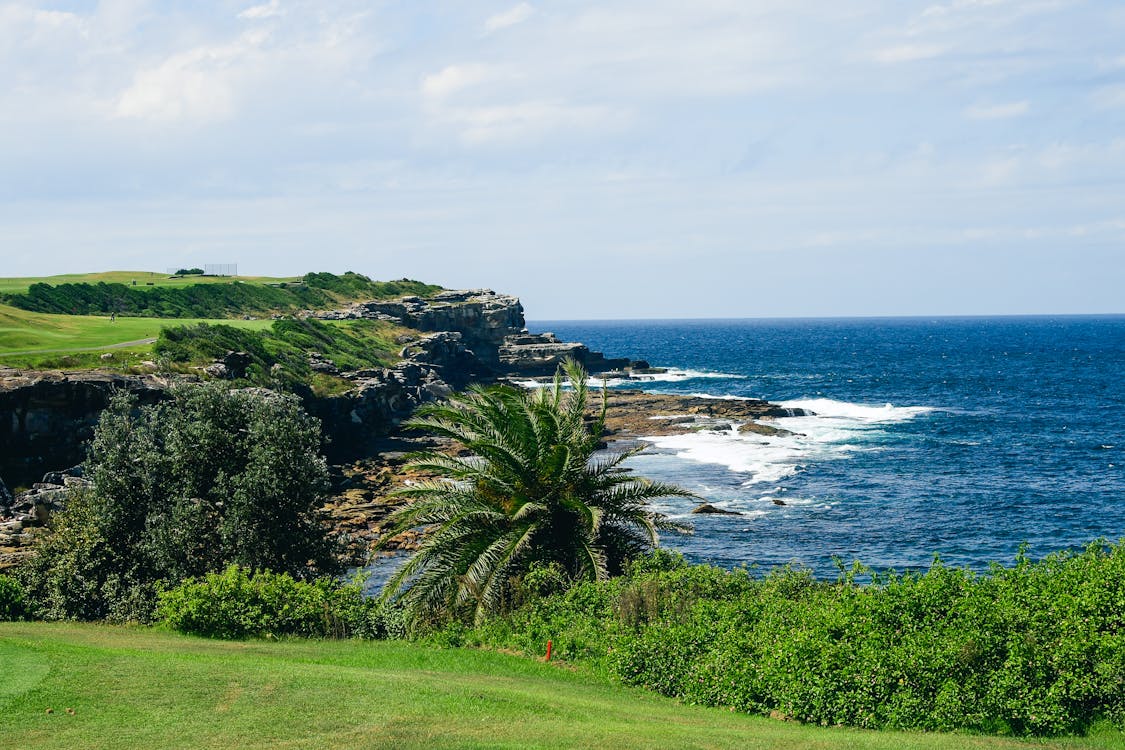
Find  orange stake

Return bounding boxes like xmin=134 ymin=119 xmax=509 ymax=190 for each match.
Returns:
xmin=545 ymin=640 xmax=553 ymax=662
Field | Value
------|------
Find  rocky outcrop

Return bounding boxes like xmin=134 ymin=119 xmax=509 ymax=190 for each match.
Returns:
xmin=0 ymin=476 xmax=11 ymax=516
xmin=0 ymin=467 xmax=89 ymax=571
xmin=310 ymin=289 xmax=635 ymax=376
xmin=306 ymin=331 xmax=484 ymax=462
xmin=311 ymin=289 xmax=524 ymax=366
xmin=0 ymin=368 xmax=169 ymax=488
xmin=498 ymin=331 xmax=631 ymax=376
xmin=691 ymin=503 xmax=742 ymax=516
xmin=593 ymin=391 xmax=812 ymax=441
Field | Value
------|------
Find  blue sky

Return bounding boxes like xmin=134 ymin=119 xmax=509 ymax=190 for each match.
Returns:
xmin=2 ymin=0 xmax=1123 ymax=318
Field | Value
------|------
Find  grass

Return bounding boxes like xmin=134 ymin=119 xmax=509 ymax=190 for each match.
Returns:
xmin=0 ymin=271 xmax=299 ymax=296
xmin=0 ymin=304 xmax=273 ymax=358
xmin=0 ymin=623 xmax=1121 ymax=750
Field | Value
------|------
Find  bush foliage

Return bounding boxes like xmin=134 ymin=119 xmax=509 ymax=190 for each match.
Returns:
xmin=1 ymin=272 xmax=441 ymax=318
xmin=447 ymin=542 xmax=1125 ymax=737
xmin=153 ymin=318 xmax=403 ymax=390
xmin=17 ymin=384 xmax=340 ymax=622
xmin=157 ymin=566 xmax=398 ymax=640
xmin=0 ymin=574 xmax=25 ymax=620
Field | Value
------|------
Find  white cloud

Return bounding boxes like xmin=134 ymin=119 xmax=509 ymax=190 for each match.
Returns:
xmin=484 ymin=2 xmax=534 ymax=33
xmin=114 ymin=31 xmax=271 ymax=122
xmin=239 ymin=0 xmax=283 ymax=21
xmin=965 ymin=100 xmax=1030 ymax=119
xmin=420 ymin=63 xmax=497 ymax=99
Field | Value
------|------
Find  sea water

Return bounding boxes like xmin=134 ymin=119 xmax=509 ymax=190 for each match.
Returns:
xmin=529 ymin=316 xmax=1125 ymax=577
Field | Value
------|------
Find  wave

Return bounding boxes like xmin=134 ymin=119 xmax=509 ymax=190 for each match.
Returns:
xmin=640 ymin=396 xmax=934 ymax=485
xmin=778 ymin=397 xmax=935 ymax=422
xmin=512 ymin=367 xmax=745 ymax=390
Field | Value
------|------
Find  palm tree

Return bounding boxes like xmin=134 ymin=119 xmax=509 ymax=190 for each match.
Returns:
xmin=377 ymin=359 xmax=695 ymax=624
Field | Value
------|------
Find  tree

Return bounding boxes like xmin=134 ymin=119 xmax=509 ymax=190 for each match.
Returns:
xmin=378 ymin=360 xmax=694 ymax=625
xmin=18 ymin=383 xmax=340 ymax=621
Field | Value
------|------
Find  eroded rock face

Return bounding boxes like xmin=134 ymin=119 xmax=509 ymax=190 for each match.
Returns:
xmin=497 ymin=331 xmax=631 ymax=376
xmin=310 ymin=289 xmax=633 ymax=376
xmin=0 ymin=368 xmax=169 ymax=488
xmin=312 ymin=289 xmax=525 ymax=366
xmin=0 ymin=466 xmax=89 ymax=571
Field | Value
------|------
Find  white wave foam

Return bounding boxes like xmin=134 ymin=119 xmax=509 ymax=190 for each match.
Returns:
xmin=513 ymin=367 xmax=745 ymax=390
xmin=640 ymin=396 xmax=934 ymax=485
xmin=779 ymin=397 xmax=934 ymax=423
xmin=600 ymin=368 xmax=745 ymax=387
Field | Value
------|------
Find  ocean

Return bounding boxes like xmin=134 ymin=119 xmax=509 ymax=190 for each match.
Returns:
xmin=528 ymin=316 xmax=1125 ymax=577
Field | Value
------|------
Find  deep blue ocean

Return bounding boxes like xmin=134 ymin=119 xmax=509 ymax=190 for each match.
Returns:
xmin=527 ymin=316 xmax=1125 ymax=577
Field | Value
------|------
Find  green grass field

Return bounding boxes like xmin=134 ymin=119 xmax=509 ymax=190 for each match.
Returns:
xmin=0 ymin=304 xmax=273 ymax=357
xmin=0 ymin=623 xmax=1120 ymax=750
xmin=0 ymin=271 xmax=300 ymax=296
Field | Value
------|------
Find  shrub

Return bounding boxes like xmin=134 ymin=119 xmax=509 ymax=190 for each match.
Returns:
xmin=455 ymin=542 xmax=1125 ymax=737
xmin=18 ymin=383 xmax=340 ymax=622
xmin=0 ymin=575 xmax=26 ymax=620
xmin=157 ymin=565 xmax=389 ymax=640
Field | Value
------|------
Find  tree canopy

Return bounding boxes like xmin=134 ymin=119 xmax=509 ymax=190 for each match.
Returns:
xmin=378 ymin=360 xmax=694 ymax=625
xmin=19 ymin=383 xmax=340 ymax=621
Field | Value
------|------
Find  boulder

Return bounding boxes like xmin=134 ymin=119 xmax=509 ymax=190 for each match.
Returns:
xmin=738 ymin=421 xmax=796 ymax=437
xmin=691 ymin=503 xmax=742 ymax=516
xmin=222 ymin=351 xmax=252 ymax=379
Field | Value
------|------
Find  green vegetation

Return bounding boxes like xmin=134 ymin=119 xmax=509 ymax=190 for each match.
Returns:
xmin=0 ymin=271 xmax=301 ymax=296
xmin=154 ymin=317 xmax=408 ymax=392
xmin=17 ymin=385 xmax=339 ymax=622
xmin=379 ymin=362 xmax=694 ymax=625
xmin=2 ymin=622 xmax=1108 ymax=750
xmin=0 ymin=304 xmax=272 ymax=356
xmin=157 ymin=566 xmax=393 ymax=640
xmin=1 ymin=271 xmax=441 ymax=318
xmin=173 ymin=268 xmax=204 ymax=276
xmin=0 ymin=575 xmax=24 ymax=620
xmin=440 ymin=544 xmax=1125 ymax=738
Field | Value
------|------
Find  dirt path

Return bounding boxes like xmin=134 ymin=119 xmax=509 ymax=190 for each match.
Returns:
xmin=0 ymin=337 xmax=157 ymax=357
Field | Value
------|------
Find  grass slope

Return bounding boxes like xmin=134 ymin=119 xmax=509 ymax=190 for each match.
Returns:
xmin=0 ymin=623 xmax=1116 ymax=750
xmin=0 ymin=272 xmax=300 ymax=296
xmin=0 ymin=271 xmax=442 ymax=319
xmin=0 ymin=304 xmax=273 ymax=356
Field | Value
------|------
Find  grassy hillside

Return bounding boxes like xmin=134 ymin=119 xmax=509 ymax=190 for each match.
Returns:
xmin=0 ymin=306 xmax=409 ymax=391
xmin=0 ymin=271 xmax=442 ymax=319
xmin=0 ymin=305 xmax=272 ymax=355
xmin=0 ymin=271 xmax=301 ymax=296
xmin=0 ymin=623 xmax=1109 ymax=750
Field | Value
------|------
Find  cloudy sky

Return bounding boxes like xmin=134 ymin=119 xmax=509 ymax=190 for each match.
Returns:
xmin=2 ymin=1 xmax=1124 ymax=318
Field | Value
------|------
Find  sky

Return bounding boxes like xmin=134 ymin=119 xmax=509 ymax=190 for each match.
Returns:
xmin=1 ymin=0 xmax=1124 ymax=319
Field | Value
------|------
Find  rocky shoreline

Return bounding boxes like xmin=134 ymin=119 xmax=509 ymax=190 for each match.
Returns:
xmin=1 ymin=288 xmax=810 ymax=570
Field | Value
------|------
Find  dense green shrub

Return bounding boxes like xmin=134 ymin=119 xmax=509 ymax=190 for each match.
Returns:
xmin=0 ymin=574 xmax=26 ymax=620
xmin=17 ymin=384 xmax=340 ymax=622
xmin=157 ymin=566 xmax=395 ymax=640
xmin=1 ymin=272 xmax=441 ymax=317
xmin=154 ymin=318 xmax=401 ymax=390
xmin=453 ymin=543 xmax=1125 ymax=737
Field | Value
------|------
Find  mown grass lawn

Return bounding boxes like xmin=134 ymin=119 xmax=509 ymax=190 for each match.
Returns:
xmin=1 ymin=623 xmax=1121 ymax=750
xmin=0 ymin=304 xmax=274 ymax=357
xmin=0 ymin=271 xmax=299 ymax=296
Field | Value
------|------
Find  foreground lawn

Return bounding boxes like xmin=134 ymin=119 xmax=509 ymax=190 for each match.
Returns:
xmin=1 ymin=623 xmax=1121 ymax=750
xmin=0 ymin=304 xmax=273 ymax=356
